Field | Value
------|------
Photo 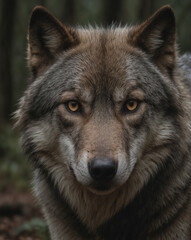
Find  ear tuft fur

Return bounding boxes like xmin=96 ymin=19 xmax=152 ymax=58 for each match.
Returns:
xmin=28 ymin=6 xmax=79 ymax=79
xmin=128 ymin=5 xmax=176 ymax=77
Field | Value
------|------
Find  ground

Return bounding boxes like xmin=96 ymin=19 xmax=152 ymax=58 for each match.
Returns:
xmin=0 ymin=191 xmax=49 ymax=240
xmin=0 ymin=127 xmax=50 ymax=240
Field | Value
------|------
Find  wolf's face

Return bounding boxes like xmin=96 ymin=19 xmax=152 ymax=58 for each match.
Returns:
xmin=16 ymin=6 xmax=181 ymax=195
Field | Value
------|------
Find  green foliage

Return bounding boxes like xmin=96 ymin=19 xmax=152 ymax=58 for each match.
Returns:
xmin=15 ymin=218 xmax=50 ymax=240
xmin=0 ymin=126 xmax=31 ymax=191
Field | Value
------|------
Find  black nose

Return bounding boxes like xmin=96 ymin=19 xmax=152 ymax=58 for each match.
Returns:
xmin=88 ymin=157 xmax=117 ymax=182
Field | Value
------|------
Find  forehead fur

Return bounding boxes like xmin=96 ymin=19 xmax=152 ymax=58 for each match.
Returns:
xmin=21 ymin=26 xmax=178 ymax=121
xmin=78 ymin=26 xmax=131 ymax=46
xmin=76 ymin=27 xmax=172 ymax=101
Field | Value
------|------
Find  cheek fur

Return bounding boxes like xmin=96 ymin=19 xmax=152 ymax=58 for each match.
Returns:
xmin=59 ymin=134 xmax=76 ymax=167
xmin=23 ymin=120 xmax=58 ymax=154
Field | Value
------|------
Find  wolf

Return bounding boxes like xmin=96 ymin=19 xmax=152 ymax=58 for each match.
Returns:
xmin=15 ymin=5 xmax=191 ymax=240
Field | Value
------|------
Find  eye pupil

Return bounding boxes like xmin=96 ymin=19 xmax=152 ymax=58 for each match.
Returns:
xmin=71 ymin=102 xmax=77 ymax=108
xmin=67 ymin=101 xmax=80 ymax=112
xmin=126 ymin=99 xmax=139 ymax=112
xmin=129 ymin=100 xmax=135 ymax=107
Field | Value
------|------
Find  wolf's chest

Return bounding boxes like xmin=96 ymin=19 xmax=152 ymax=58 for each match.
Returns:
xmin=98 ymin=195 xmax=149 ymax=240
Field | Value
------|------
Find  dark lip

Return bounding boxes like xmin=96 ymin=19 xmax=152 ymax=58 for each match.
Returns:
xmin=90 ymin=181 xmax=113 ymax=192
xmin=94 ymin=184 xmax=111 ymax=191
xmin=87 ymin=181 xmax=120 ymax=195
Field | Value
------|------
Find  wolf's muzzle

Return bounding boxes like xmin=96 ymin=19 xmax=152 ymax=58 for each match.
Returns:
xmin=88 ymin=157 xmax=117 ymax=182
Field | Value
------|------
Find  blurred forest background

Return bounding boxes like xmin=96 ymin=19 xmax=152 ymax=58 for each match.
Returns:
xmin=0 ymin=0 xmax=191 ymax=239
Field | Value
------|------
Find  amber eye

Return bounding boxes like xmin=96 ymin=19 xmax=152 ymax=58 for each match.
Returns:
xmin=66 ymin=100 xmax=80 ymax=112
xmin=126 ymin=99 xmax=139 ymax=112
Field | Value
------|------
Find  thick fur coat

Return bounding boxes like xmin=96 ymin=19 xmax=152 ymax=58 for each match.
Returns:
xmin=15 ymin=5 xmax=191 ymax=240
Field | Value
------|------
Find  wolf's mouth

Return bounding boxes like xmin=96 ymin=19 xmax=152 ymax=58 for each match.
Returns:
xmin=95 ymin=184 xmax=110 ymax=191
xmin=87 ymin=184 xmax=118 ymax=195
xmin=93 ymin=183 xmax=112 ymax=191
xmin=85 ymin=179 xmax=120 ymax=195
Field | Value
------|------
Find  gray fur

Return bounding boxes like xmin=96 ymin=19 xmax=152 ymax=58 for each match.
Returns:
xmin=179 ymin=53 xmax=191 ymax=90
xmin=15 ymin=5 xmax=191 ymax=240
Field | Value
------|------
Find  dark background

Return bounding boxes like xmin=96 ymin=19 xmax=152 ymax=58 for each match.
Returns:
xmin=0 ymin=0 xmax=191 ymax=238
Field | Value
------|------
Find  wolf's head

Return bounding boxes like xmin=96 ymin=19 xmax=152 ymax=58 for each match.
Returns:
xmin=16 ymin=6 xmax=185 ymax=196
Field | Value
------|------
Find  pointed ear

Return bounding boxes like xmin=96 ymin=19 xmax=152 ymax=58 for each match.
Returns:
xmin=128 ymin=5 xmax=176 ymax=77
xmin=28 ymin=6 xmax=79 ymax=79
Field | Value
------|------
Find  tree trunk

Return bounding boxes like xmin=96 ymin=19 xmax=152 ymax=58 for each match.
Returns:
xmin=0 ymin=0 xmax=16 ymax=124
xmin=103 ymin=0 xmax=123 ymax=26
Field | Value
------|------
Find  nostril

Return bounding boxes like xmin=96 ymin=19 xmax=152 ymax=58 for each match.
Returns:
xmin=88 ymin=157 xmax=117 ymax=182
